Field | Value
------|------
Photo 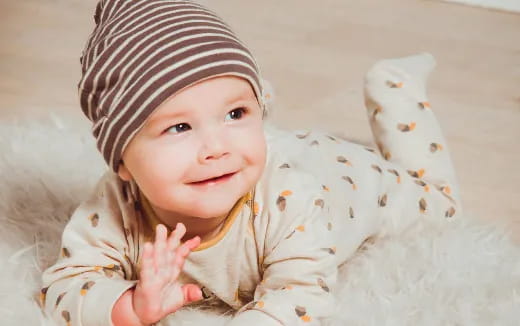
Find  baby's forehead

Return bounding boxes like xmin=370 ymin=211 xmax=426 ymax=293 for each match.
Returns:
xmin=154 ymin=84 xmax=256 ymax=114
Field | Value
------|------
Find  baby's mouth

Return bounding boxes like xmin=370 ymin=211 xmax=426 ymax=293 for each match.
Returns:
xmin=190 ymin=172 xmax=236 ymax=185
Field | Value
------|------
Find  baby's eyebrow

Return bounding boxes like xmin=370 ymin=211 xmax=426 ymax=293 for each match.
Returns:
xmin=146 ymin=111 xmax=184 ymax=128
xmin=226 ymin=89 xmax=255 ymax=104
xmin=146 ymin=89 xmax=254 ymax=127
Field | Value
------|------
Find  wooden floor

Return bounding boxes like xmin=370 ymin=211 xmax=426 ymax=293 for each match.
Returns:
xmin=1 ymin=0 xmax=518 ymax=236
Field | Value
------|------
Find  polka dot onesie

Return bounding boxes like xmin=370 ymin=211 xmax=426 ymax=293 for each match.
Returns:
xmin=40 ymin=53 xmax=462 ymax=326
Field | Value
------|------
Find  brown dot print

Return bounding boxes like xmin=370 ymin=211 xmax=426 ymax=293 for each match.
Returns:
xmin=282 ymin=285 xmax=294 ymax=290
xmin=445 ymin=207 xmax=456 ymax=218
xmin=88 ymin=213 xmax=99 ymax=227
xmin=61 ymin=310 xmax=71 ymax=325
xmin=397 ymin=122 xmax=416 ymax=132
xmin=276 ymin=190 xmax=292 ymax=212
xmin=371 ymin=164 xmax=382 ymax=174
xmin=418 ymin=101 xmax=431 ymax=110
xmin=317 ymin=278 xmax=330 ymax=292
xmin=279 ymin=163 xmax=290 ymax=169
xmin=314 ymin=199 xmax=325 ymax=208
xmin=321 ymin=247 xmax=336 ymax=255
xmin=414 ymin=180 xmax=430 ymax=192
xmin=387 ymin=169 xmax=401 ymax=184
xmin=337 ymin=156 xmax=352 ymax=166
xmin=440 ymin=185 xmax=452 ymax=195
xmin=365 ymin=147 xmax=376 ymax=153
xmin=310 ymin=140 xmax=319 ymax=146
xmin=327 ymin=222 xmax=333 ymax=231
xmin=342 ymin=176 xmax=357 ymax=190
xmin=407 ymin=169 xmax=425 ymax=178
xmin=430 ymin=143 xmax=444 ymax=153
xmin=276 ymin=196 xmax=286 ymax=211
xmin=386 ymin=80 xmax=404 ymax=88
xmin=383 ymin=151 xmax=392 ymax=160
xmin=378 ymin=194 xmax=388 ymax=207
xmin=55 ymin=292 xmax=66 ymax=307
xmin=372 ymin=106 xmax=383 ymax=119
xmin=296 ymin=225 xmax=305 ymax=232
xmin=419 ymin=198 xmax=428 ymax=213
xmin=322 ymin=185 xmax=330 ymax=192
xmin=40 ymin=287 xmax=48 ymax=306
xmin=80 ymin=281 xmax=95 ymax=296
xmin=296 ymin=131 xmax=311 ymax=139
xmin=256 ymin=301 xmax=265 ymax=308
xmin=349 ymin=206 xmax=355 ymax=218
xmin=103 ymin=264 xmax=121 ymax=277
xmin=295 ymin=306 xmax=312 ymax=322
xmin=253 ymin=201 xmax=259 ymax=216
xmin=61 ymin=247 xmax=71 ymax=258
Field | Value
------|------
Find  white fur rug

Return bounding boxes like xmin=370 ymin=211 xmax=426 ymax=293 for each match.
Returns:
xmin=1 ymin=113 xmax=519 ymax=325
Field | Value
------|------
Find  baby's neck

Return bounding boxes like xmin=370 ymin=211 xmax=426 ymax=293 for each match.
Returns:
xmin=151 ymin=205 xmax=229 ymax=243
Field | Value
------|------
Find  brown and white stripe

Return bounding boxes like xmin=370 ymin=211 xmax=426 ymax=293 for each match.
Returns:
xmin=78 ymin=0 xmax=265 ymax=172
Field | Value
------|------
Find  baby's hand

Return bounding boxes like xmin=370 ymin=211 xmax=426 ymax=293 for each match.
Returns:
xmin=133 ymin=223 xmax=202 ymax=325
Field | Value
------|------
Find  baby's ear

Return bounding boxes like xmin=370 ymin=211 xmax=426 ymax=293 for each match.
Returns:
xmin=117 ymin=160 xmax=133 ymax=182
xmin=260 ymin=78 xmax=276 ymax=119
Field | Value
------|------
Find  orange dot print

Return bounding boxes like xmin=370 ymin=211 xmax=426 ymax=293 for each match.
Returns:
xmin=280 ymin=190 xmax=293 ymax=197
xmin=301 ymin=315 xmax=312 ymax=322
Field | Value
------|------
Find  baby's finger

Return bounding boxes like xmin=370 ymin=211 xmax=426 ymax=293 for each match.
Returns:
xmin=182 ymin=284 xmax=203 ymax=304
xmin=154 ymin=224 xmax=168 ymax=273
xmin=167 ymin=223 xmax=186 ymax=251
xmin=139 ymin=242 xmax=155 ymax=284
xmin=183 ymin=236 xmax=201 ymax=252
xmin=172 ymin=236 xmax=201 ymax=272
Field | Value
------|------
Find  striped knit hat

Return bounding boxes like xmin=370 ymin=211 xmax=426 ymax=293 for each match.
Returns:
xmin=78 ymin=0 xmax=265 ymax=173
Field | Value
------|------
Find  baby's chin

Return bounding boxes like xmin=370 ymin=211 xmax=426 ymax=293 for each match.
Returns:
xmin=188 ymin=195 xmax=244 ymax=219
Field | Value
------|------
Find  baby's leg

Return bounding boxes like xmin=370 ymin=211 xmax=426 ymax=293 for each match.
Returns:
xmin=364 ymin=53 xmax=462 ymax=209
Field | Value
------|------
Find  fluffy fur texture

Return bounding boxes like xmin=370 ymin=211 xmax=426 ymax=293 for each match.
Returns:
xmin=1 ymin=113 xmax=519 ymax=325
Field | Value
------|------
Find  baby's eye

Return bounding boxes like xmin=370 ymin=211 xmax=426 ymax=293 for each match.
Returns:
xmin=165 ymin=123 xmax=191 ymax=134
xmin=225 ymin=107 xmax=247 ymax=121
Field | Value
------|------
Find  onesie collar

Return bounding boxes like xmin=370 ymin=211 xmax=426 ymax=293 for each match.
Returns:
xmin=138 ymin=189 xmax=252 ymax=252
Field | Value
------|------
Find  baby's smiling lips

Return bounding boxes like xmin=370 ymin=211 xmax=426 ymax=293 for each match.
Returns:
xmin=189 ymin=172 xmax=236 ymax=185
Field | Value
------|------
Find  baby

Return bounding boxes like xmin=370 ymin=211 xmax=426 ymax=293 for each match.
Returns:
xmin=40 ymin=1 xmax=462 ymax=325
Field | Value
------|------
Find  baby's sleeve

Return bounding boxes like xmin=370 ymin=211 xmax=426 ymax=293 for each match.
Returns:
xmin=228 ymin=174 xmax=338 ymax=326
xmin=40 ymin=175 xmax=138 ymax=326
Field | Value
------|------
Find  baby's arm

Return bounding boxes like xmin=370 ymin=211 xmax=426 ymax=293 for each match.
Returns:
xmin=364 ymin=53 xmax=462 ymax=234
xmin=41 ymin=175 xmax=140 ymax=326
xmin=229 ymin=175 xmax=337 ymax=326
xmin=112 ymin=223 xmax=202 ymax=325
xmin=41 ymin=177 xmax=200 ymax=326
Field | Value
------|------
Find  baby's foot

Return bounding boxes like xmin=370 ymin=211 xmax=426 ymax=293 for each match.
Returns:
xmin=364 ymin=52 xmax=436 ymax=112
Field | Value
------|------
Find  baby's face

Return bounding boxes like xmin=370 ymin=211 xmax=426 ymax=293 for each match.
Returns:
xmin=118 ymin=76 xmax=266 ymax=221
